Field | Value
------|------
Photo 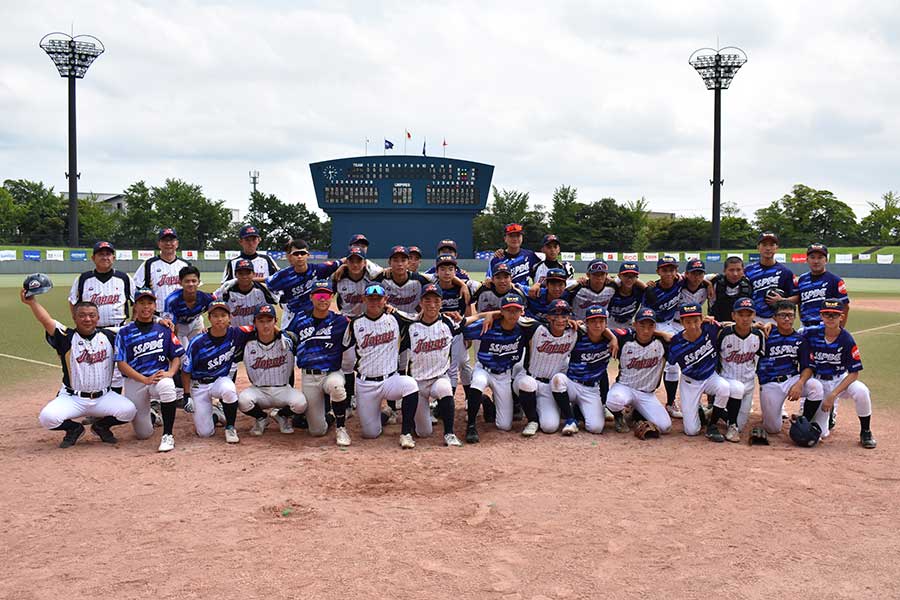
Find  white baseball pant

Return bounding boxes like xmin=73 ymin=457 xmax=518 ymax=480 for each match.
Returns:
xmin=415 ymin=376 xmax=453 ymax=437
xmin=513 ymin=372 xmax=569 ymax=433
xmin=759 ymin=375 xmax=825 ymax=434
xmin=658 ymin=321 xmax=682 ymax=384
xmin=124 ymin=377 xmax=177 ymax=440
xmin=300 ymin=371 xmax=346 ymax=436
xmin=239 ymin=384 xmax=307 ymax=418
xmin=605 ymin=382 xmax=672 ymax=433
xmin=470 ymin=367 xmax=514 ymax=430
xmin=355 ymin=373 xmax=418 ymax=438
xmin=39 ymin=388 xmax=136 ymax=430
xmin=816 ymin=375 xmax=872 ymax=438
xmin=729 ymin=378 xmax=756 ymax=431
xmin=447 ymin=334 xmax=473 ymax=388
xmin=678 ymin=372 xmax=733 ymax=436
xmin=190 ymin=376 xmax=238 ymax=437
xmin=565 ymin=377 xmax=605 ymax=433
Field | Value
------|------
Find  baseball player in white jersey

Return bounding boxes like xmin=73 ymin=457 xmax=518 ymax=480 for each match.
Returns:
xmin=529 ymin=234 xmax=576 ymax=290
xmin=21 ymin=289 xmax=136 ymax=448
xmin=716 ymin=297 xmax=766 ymax=436
xmin=347 ymin=233 xmax=385 ymax=279
xmin=222 ymin=224 xmax=279 ymax=283
xmin=342 ymin=283 xmax=422 ymax=449
xmin=215 ymin=258 xmax=279 ymax=328
xmin=678 ymin=259 xmax=713 ymax=312
xmin=237 ymin=303 xmax=308 ymax=436
xmin=433 ymin=254 xmax=474 ymax=391
xmin=567 ymin=259 xmax=615 ymax=320
xmin=333 ymin=246 xmax=371 ymax=407
xmin=133 ymin=227 xmax=189 ymax=315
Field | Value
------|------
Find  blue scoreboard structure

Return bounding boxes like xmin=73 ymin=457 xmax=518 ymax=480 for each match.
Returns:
xmin=310 ymin=156 xmax=495 ymax=258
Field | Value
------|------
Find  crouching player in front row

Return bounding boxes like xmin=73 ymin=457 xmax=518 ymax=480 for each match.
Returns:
xmin=563 ymin=305 xmax=618 ymax=434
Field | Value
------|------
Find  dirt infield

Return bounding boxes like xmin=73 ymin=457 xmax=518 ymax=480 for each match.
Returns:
xmin=2 ymin=376 xmax=898 ymax=600
xmin=850 ymin=297 xmax=900 ymax=313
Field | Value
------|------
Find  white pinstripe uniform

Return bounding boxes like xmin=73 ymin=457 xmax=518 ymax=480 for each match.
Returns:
xmin=335 ymin=273 xmax=370 ymax=373
xmin=222 ymin=253 xmax=279 ymax=282
xmin=605 ymin=330 xmax=673 ymax=432
xmin=405 ymin=315 xmax=461 ymax=437
xmin=513 ymin=325 xmax=577 ymax=433
xmin=38 ymin=321 xmax=136 ymax=431
xmin=133 ymin=256 xmax=189 ymax=315
xmin=717 ymin=326 xmax=765 ymax=431
xmin=568 ymin=284 xmax=615 ymax=320
xmin=214 ymin=280 xmax=279 ymax=328
xmin=675 ymin=285 xmax=709 ymax=322
xmin=375 ymin=271 xmax=433 ymax=373
xmin=238 ymin=331 xmax=307 ymax=418
xmin=343 ymin=312 xmax=418 ymax=438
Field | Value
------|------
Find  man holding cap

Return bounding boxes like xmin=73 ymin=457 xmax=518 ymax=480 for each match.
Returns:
xmin=607 ymin=262 xmax=645 ymax=329
xmin=568 ymin=259 xmax=615 ymax=321
xmin=745 ymin=232 xmax=795 ymax=325
xmin=486 ymin=223 xmax=541 ymax=286
xmin=530 ymin=234 xmax=575 ymax=289
xmin=134 ymin=227 xmax=190 ymax=316
xmin=215 ymin=258 xmax=279 ymax=328
xmin=790 ymin=243 xmax=850 ymax=328
xmin=222 ymin=224 xmax=279 ymax=283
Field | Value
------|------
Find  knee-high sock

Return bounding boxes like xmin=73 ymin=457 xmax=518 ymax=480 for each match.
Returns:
xmin=400 ymin=392 xmax=418 ymax=435
xmin=664 ymin=380 xmax=678 ymax=405
xmin=332 ymin=400 xmax=348 ymax=428
xmin=466 ymin=386 xmax=482 ymax=427
xmin=344 ymin=373 xmax=355 ymax=402
xmin=802 ymin=399 xmax=822 ymax=422
xmin=52 ymin=419 xmax=81 ymax=432
xmin=553 ymin=391 xmax=573 ymax=421
xmin=438 ymin=395 xmax=454 ymax=435
xmin=709 ymin=405 xmax=727 ymax=427
xmin=726 ymin=397 xmax=741 ymax=426
xmin=599 ymin=374 xmax=610 ymax=405
xmin=223 ymin=402 xmax=238 ymax=428
xmin=243 ymin=405 xmax=266 ymax=419
xmin=162 ymin=401 xmax=177 ymax=436
xmin=95 ymin=415 xmax=127 ymax=428
xmin=519 ymin=390 xmax=538 ymax=423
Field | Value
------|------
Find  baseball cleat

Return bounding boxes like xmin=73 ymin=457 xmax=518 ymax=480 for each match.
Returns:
xmin=59 ymin=423 xmax=85 ymax=448
xmin=465 ymin=425 xmax=480 ymax=444
xmin=561 ymin=419 xmax=579 ymax=436
xmin=706 ymin=424 xmax=725 ymax=443
xmin=522 ymin=421 xmax=539 ymax=437
xmin=614 ymin=413 xmax=630 ymax=433
xmin=336 ymin=427 xmax=351 ymax=447
xmin=250 ymin=416 xmax=268 ymax=436
xmin=150 ymin=401 xmax=163 ymax=428
xmin=860 ymin=430 xmax=877 ymax=449
xmin=829 ymin=409 xmax=837 ymax=432
xmin=224 ymin=426 xmax=240 ymax=444
xmin=211 ymin=402 xmax=226 ymax=427
xmin=604 ymin=406 xmax=615 ymax=422
xmin=158 ymin=434 xmax=175 ymax=452
xmin=91 ymin=422 xmax=118 ymax=444
xmin=725 ymin=424 xmax=741 ymax=443
xmin=270 ymin=409 xmax=294 ymax=434
xmin=387 ymin=409 xmax=399 ymax=426
xmin=444 ymin=433 xmax=462 ymax=447
xmin=399 ymin=433 xmax=415 ymax=449
xmin=292 ymin=414 xmax=309 ymax=429
xmin=667 ymin=404 xmax=683 ymax=419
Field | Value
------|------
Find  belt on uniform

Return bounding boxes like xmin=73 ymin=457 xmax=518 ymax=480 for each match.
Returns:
xmin=196 ymin=376 xmax=218 ymax=384
xmin=487 ymin=368 xmax=508 ymax=375
xmin=768 ymin=375 xmax=792 ymax=383
xmin=571 ymin=378 xmax=599 ymax=387
xmin=66 ymin=387 xmax=109 ymax=399
xmin=357 ymin=372 xmax=396 ymax=382
xmin=527 ymin=372 xmax=551 ymax=384
xmin=260 ymin=384 xmax=289 ymax=388
xmin=303 ymin=369 xmax=327 ymax=375
xmin=818 ymin=374 xmax=842 ymax=381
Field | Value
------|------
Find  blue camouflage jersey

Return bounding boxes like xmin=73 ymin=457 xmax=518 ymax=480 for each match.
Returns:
xmin=607 ymin=285 xmax=644 ymax=324
xmin=266 ymin=262 xmax=341 ymax=317
xmin=803 ymin=326 xmax=862 ymax=378
xmin=486 ymin=249 xmax=541 ymax=285
xmin=566 ymin=327 xmax=612 ymax=386
xmin=745 ymin=261 xmax=796 ymax=319
xmin=643 ymin=279 xmax=684 ymax=322
xmin=183 ymin=326 xmax=253 ymax=380
xmin=462 ymin=317 xmax=540 ymax=372
xmin=286 ymin=310 xmax=350 ymax=372
xmin=667 ymin=321 xmax=720 ymax=380
xmin=114 ymin=320 xmax=185 ymax=376
xmin=437 ymin=283 xmax=467 ymax=314
xmin=757 ymin=328 xmax=812 ymax=384
xmin=796 ymin=271 xmax=849 ymax=327
xmin=163 ymin=289 xmax=215 ymax=325
xmin=526 ymin=288 xmax=572 ymax=321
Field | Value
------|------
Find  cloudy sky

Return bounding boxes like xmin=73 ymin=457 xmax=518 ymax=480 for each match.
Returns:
xmin=1 ymin=1 xmax=898 ymax=222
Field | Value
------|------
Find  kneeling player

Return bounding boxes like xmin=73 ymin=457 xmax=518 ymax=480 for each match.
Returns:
xmin=21 ymin=288 xmax=135 ymax=448
xmin=715 ymin=297 xmax=765 ymax=439
xmin=564 ymin=306 xmax=616 ymax=433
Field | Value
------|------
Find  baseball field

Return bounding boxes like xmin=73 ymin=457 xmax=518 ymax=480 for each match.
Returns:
xmin=2 ymin=273 xmax=900 ymax=599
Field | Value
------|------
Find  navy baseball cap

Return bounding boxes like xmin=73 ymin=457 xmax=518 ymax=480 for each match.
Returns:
xmin=234 ymin=258 xmax=254 ymax=272
xmin=408 ymin=245 xmax=422 ymax=257
xmin=585 ymin=305 xmax=609 ymax=320
xmin=679 ymin=303 xmax=703 ymax=318
xmin=807 ymin=243 xmax=828 ymax=257
xmin=587 ymin=259 xmax=608 ymax=274
xmin=547 ymin=299 xmax=572 ymax=315
xmin=421 ymin=283 xmax=442 ymax=298
xmin=504 ymin=223 xmax=524 ymax=234
xmin=347 ymin=247 xmax=366 ymax=259
xmin=501 ymin=294 xmax=525 ymax=309
xmin=158 ymin=227 xmax=177 ymax=240
xmin=437 ymin=239 xmax=457 ymax=252
xmin=493 ymin=262 xmax=512 ymax=276
xmin=542 ymin=234 xmax=560 ymax=246
xmin=436 ymin=254 xmax=457 ymax=267
xmin=93 ymin=241 xmax=114 ymax=254
xmin=544 ymin=268 xmax=567 ymax=281
xmin=635 ymin=308 xmax=657 ymax=322
xmin=254 ymin=303 xmax=277 ymax=319
xmin=239 ymin=225 xmax=260 ymax=239
xmin=686 ymin=259 xmax=706 ymax=272
xmin=207 ymin=300 xmax=231 ymax=314
xmin=619 ymin=262 xmax=639 ymax=275
xmin=365 ymin=283 xmax=386 ymax=297
xmin=657 ymin=256 xmax=678 ymax=269
xmin=134 ymin=286 xmax=156 ymax=301
xmin=757 ymin=231 xmax=779 ymax=244
xmin=390 ymin=245 xmax=410 ymax=257
xmin=820 ymin=299 xmax=843 ymax=313
xmin=733 ymin=297 xmax=755 ymax=313
xmin=310 ymin=280 xmax=335 ymax=295
xmin=349 ymin=233 xmax=369 ymax=246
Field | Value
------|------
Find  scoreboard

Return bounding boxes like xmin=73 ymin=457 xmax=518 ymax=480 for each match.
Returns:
xmin=310 ymin=156 xmax=495 ymax=258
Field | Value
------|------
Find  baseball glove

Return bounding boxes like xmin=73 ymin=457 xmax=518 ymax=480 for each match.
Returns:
xmin=749 ymin=426 xmax=769 ymax=446
xmin=633 ymin=421 xmax=660 ymax=440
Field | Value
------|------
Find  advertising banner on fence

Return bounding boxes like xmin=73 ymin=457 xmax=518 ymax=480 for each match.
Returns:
xmin=580 ymin=252 xmax=596 ymax=261
xmin=137 ymin=250 xmax=155 ymax=260
xmin=622 ymin=252 xmax=638 ymax=261
xmin=643 ymin=252 xmax=658 ymax=261
xmin=182 ymin=250 xmax=198 ymax=260
xmin=225 ymin=250 xmax=240 ymax=260
xmin=0 ymin=250 xmax=16 ymax=261
xmin=835 ymin=254 xmax=853 ymax=264
xmin=561 ymin=252 xmax=576 ymax=261
xmin=310 ymin=251 xmax=329 ymax=260
xmin=877 ymin=254 xmax=894 ymax=264
xmin=46 ymin=250 xmax=64 ymax=261
xmin=23 ymin=250 xmax=41 ymax=261
xmin=604 ymin=252 xmax=618 ymax=261
xmin=774 ymin=253 xmax=786 ymax=262
xmin=706 ymin=253 xmax=722 ymax=262
xmin=70 ymin=250 xmax=87 ymax=261
xmin=685 ymin=252 xmax=700 ymax=261
xmin=203 ymin=250 xmax=221 ymax=260
xmin=859 ymin=253 xmax=870 ymax=261
xmin=116 ymin=250 xmax=134 ymax=261
xmin=791 ymin=253 xmax=807 ymax=263
xmin=748 ymin=253 xmax=759 ymax=261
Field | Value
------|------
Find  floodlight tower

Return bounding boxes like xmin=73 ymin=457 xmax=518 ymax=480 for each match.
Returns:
xmin=40 ymin=32 xmax=105 ymax=247
xmin=689 ymin=46 xmax=747 ymax=249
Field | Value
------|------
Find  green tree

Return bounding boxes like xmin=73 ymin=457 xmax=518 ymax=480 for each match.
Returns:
xmin=117 ymin=181 xmax=157 ymax=248
xmin=245 ymin=190 xmax=329 ymax=249
xmin=548 ymin=186 xmax=582 ymax=246
xmin=2 ymin=179 xmax=66 ymax=244
xmin=77 ymin=195 xmax=121 ymax=243
xmin=754 ymin=184 xmax=859 ymax=246
xmin=0 ymin=187 xmax=22 ymax=242
xmin=473 ymin=187 xmax=532 ymax=250
xmin=152 ymin=179 xmax=233 ymax=250
xmin=859 ymin=191 xmax=900 ymax=245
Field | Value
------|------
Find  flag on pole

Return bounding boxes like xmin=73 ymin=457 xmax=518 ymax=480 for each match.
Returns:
xmin=442 ymin=138 xmax=447 ymax=147
xmin=405 ymin=130 xmax=412 ymax=139
xmin=384 ymin=139 xmax=394 ymax=149
xmin=422 ymin=138 xmax=427 ymax=156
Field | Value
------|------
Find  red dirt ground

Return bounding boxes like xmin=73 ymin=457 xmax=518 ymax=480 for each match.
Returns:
xmin=2 ymin=375 xmax=898 ymax=600
xmin=849 ymin=297 xmax=900 ymax=313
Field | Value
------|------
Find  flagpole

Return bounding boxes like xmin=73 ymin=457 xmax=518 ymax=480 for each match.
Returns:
xmin=365 ymin=138 xmax=368 ymax=156
xmin=403 ymin=132 xmax=407 ymax=155
xmin=383 ymin=134 xmax=386 ymax=156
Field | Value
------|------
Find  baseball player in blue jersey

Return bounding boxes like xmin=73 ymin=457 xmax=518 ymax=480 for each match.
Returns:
xmin=790 ymin=243 xmax=850 ymax=328
xmin=567 ymin=259 xmax=615 ymax=320
xmin=564 ymin=306 xmax=616 ymax=433
xmin=643 ymin=256 xmax=686 ymax=418
xmin=757 ymin=300 xmax=824 ymax=434
xmin=804 ymin=299 xmax=876 ymax=448
xmin=266 ymin=238 xmax=341 ymax=328
xmin=486 ymin=223 xmax=541 ymax=285
xmin=116 ymin=287 xmax=185 ymax=451
xmin=163 ymin=266 xmax=214 ymax=347
xmin=745 ymin=232 xmax=796 ymax=324
xmin=607 ymin=262 xmax=645 ymax=328
xmin=525 ymin=268 xmax=572 ymax=321
xmin=434 ymin=253 xmax=474 ymax=392
xmin=182 ymin=301 xmax=253 ymax=442
xmin=287 ymin=281 xmax=351 ymax=446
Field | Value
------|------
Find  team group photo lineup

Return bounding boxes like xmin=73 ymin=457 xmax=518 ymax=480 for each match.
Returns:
xmin=21 ymin=220 xmax=877 ymax=454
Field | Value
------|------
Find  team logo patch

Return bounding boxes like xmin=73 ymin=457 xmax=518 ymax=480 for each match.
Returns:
xmin=838 ymin=281 xmax=847 ymax=295
xmin=28 ymin=280 xmax=40 ymax=289
xmin=851 ymin=345 xmax=860 ymax=361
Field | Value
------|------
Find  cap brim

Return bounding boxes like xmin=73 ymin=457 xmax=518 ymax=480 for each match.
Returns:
xmin=135 ymin=293 xmax=156 ymax=301
xmin=619 ymin=269 xmax=639 ymax=275
xmin=585 ymin=313 xmax=608 ymax=319
xmin=820 ymin=308 xmax=843 ymax=314
xmin=680 ymin=311 xmax=703 ymax=318
xmin=501 ymin=302 xmax=524 ymax=309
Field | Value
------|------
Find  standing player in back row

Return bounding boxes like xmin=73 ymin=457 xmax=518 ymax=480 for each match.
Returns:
xmin=745 ymin=231 xmax=795 ymax=325
xmin=133 ymin=227 xmax=190 ymax=315
xmin=642 ymin=256 xmax=685 ymax=419
xmin=566 ymin=259 xmax=614 ymax=321
xmin=486 ymin=223 xmax=541 ymax=286
xmin=222 ymin=225 xmax=279 ymax=282
xmin=265 ymin=238 xmax=341 ymax=328
xmin=530 ymin=234 xmax=576 ymax=287
xmin=790 ymin=243 xmax=849 ymax=328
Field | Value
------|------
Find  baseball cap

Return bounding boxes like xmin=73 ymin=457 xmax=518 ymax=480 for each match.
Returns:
xmin=93 ymin=241 xmax=115 ymax=254
xmin=544 ymin=268 xmax=567 ymax=281
xmin=542 ymin=234 xmax=560 ymax=246
xmin=207 ymin=300 xmax=231 ymax=314
xmin=349 ymin=233 xmax=369 ymax=247
xmin=436 ymin=239 xmax=457 ymax=252
xmin=504 ymin=223 xmax=524 ymax=235
xmin=364 ymin=283 xmax=386 ymax=297
xmin=234 ymin=258 xmax=254 ymax=272
xmin=436 ymin=254 xmax=457 ymax=267
xmin=757 ymin=231 xmax=779 ymax=244
xmin=239 ymin=225 xmax=260 ymax=239
xmin=807 ymin=243 xmax=828 ymax=257
xmin=820 ymin=299 xmax=844 ymax=313
xmin=390 ymin=245 xmax=410 ymax=258
xmin=134 ymin=286 xmax=156 ymax=301
xmin=492 ymin=262 xmax=512 ymax=277
xmin=158 ymin=227 xmax=177 ymax=240
xmin=635 ymin=308 xmax=657 ymax=322
xmin=421 ymin=283 xmax=442 ymax=298
xmin=585 ymin=305 xmax=609 ymax=320
xmin=547 ymin=299 xmax=572 ymax=315
xmin=254 ymin=303 xmax=277 ymax=319
xmin=618 ymin=262 xmax=639 ymax=275
xmin=347 ymin=246 xmax=366 ymax=259
xmin=408 ymin=245 xmax=422 ymax=257
xmin=310 ymin=280 xmax=335 ymax=295
xmin=679 ymin=303 xmax=703 ymax=318
xmin=686 ymin=259 xmax=706 ymax=273
xmin=501 ymin=294 xmax=525 ymax=309
xmin=656 ymin=256 xmax=678 ymax=269
xmin=733 ymin=297 xmax=755 ymax=313
xmin=587 ymin=259 xmax=608 ymax=274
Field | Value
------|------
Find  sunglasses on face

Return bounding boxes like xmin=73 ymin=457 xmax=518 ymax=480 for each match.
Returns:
xmin=775 ymin=313 xmax=794 ymax=319
xmin=290 ymin=250 xmax=309 ymax=257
